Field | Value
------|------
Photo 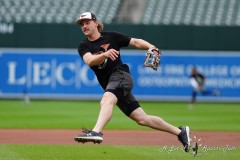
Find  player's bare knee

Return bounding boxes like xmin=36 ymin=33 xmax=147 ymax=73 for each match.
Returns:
xmin=100 ymin=99 xmax=115 ymax=109
xmin=100 ymin=92 xmax=117 ymax=108
xmin=100 ymin=100 xmax=110 ymax=108
xmin=137 ymin=120 xmax=147 ymax=126
xmin=135 ymin=116 xmax=149 ymax=126
xmin=100 ymin=99 xmax=105 ymax=108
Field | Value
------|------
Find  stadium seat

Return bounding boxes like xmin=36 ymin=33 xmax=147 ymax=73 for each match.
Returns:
xmin=0 ymin=0 xmax=121 ymax=24
xmin=1 ymin=0 xmax=240 ymax=26
xmin=141 ymin=0 xmax=240 ymax=26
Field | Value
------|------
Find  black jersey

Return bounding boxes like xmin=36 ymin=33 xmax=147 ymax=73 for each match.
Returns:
xmin=190 ymin=73 xmax=205 ymax=84
xmin=78 ymin=31 xmax=131 ymax=89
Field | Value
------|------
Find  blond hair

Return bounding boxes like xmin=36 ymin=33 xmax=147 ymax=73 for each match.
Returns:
xmin=97 ymin=21 xmax=104 ymax=32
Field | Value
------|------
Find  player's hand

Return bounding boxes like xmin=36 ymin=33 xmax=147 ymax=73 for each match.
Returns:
xmin=104 ymin=49 xmax=119 ymax=61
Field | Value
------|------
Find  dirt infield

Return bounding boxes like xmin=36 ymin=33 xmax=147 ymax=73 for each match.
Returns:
xmin=0 ymin=129 xmax=239 ymax=146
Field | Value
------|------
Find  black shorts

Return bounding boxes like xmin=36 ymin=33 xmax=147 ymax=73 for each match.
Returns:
xmin=105 ymin=69 xmax=140 ymax=116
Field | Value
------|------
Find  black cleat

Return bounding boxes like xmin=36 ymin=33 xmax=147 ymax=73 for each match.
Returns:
xmin=178 ymin=126 xmax=191 ymax=152
xmin=74 ymin=128 xmax=103 ymax=144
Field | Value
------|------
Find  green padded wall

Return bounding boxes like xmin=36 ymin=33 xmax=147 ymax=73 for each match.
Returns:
xmin=0 ymin=23 xmax=240 ymax=51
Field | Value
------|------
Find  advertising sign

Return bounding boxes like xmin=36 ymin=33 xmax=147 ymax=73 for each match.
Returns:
xmin=0 ymin=49 xmax=239 ymax=102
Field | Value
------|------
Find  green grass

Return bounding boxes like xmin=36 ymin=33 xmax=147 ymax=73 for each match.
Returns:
xmin=0 ymin=100 xmax=240 ymax=131
xmin=0 ymin=100 xmax=239 ymax=160
xmin=0 ymin=144 xmax=239 ymax=160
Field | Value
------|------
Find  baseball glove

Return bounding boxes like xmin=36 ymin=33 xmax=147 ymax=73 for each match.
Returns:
xmin=143 ymin=47 xmax=161 ymax=71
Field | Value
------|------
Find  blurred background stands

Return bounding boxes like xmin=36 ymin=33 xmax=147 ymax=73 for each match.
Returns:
xmin=141 ymin=0 xmax=240 ymax=26
xmin=0 ymin=0 xmax=121 ymax=24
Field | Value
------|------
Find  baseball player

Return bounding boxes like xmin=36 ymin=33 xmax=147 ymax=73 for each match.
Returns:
xmin=74 ymin=12 xmax=191 ymax=152
xmin=189 ymin=67 xmax=221 ymax=109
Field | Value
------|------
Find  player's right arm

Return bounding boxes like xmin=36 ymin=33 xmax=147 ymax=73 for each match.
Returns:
xmin=83 ymin=49 xmax=119 ymax=67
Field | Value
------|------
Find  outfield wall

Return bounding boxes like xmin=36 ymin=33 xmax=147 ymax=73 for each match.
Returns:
xmin=0 ymin=48 xmax=240 ymax=102
xmin=1 ymin=23 xmax=240 ymax=51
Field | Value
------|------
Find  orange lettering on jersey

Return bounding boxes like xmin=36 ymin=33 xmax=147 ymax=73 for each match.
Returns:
xmin=100 ymin=43 xmax=110 ymax=51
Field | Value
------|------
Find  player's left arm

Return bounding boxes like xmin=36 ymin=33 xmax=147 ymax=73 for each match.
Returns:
xmin=129 ymin=38 xmax=155 ymax=50
xmin=129 ymin=38 xmax=160 ymax=55
xmin=129 ymin=38 xmax=161 ymax=71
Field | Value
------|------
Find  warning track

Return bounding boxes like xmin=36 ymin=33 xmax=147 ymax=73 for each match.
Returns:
xmin=0 ymin=129 xmax=239 ymax=146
